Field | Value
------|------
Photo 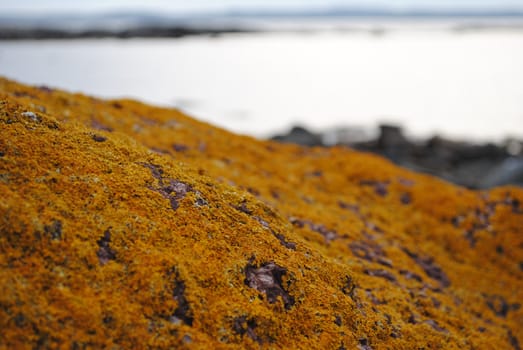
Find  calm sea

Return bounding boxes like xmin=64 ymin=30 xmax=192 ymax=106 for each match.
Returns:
xmin=1 ymin=25 xmax=522 ymax=141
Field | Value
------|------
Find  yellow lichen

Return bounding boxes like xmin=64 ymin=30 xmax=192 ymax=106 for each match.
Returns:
xmin=0 ymin=77 xmax=522 ymax=349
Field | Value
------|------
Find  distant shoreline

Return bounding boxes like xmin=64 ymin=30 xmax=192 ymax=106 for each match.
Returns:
xmin=2 ymin=9 xmax=523 ymax=40
xmin=0 ymin=27 xmax=255 ymax=40
xmin=2 ymin=23 xmax=523 ymax=40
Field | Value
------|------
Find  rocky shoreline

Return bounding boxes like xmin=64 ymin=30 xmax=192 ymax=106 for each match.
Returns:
xmin=271 ymin=124 xmax=523 ymax=189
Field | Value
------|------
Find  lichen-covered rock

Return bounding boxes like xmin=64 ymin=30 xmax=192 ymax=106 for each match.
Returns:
xmin=0 ymin=77 xmax=522 ymax=349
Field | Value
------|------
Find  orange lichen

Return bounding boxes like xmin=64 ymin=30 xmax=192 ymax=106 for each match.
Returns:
xmin=0 ymin=77 xmax=522 ymax=349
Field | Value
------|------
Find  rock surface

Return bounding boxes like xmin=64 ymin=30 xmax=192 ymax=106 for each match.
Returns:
xmin=1 ymin=77 xmax=522 ymax=349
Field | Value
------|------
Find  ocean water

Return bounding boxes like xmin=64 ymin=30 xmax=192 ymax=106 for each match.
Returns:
xmin=1 ymin=28 xmax=522 ymax=141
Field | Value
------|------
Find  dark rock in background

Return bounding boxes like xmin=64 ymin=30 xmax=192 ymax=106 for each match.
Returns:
xmin=271 ymin=124 xmax=523 ymax=189
xmin=271 ymin=126 xmax=323 ymax=147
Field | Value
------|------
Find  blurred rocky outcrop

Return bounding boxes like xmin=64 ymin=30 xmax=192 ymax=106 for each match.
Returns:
xmin=272 ymin=124 xmax=523 ymax=188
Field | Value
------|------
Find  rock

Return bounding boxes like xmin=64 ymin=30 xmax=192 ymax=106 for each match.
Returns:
xmin=271 ymin=125 xmax=323 ymax=147
xmin=375 ymin=124 xmax=413 ymax=163
xmin=0 ymin=77 xmax=522 ymax=349
xmin=21 ymin=111 xmax=39 ymax=122
xmin=377 ymin=124 xmax=410 ymax=149
xmin=480 ymin=157 xmax=523 ymax=188
xmin=505 ymin=138 xmax=523 ymax=156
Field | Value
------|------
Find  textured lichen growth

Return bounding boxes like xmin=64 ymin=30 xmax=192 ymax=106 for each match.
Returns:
xmin=0 ymin=77 xmax=522 ymax=349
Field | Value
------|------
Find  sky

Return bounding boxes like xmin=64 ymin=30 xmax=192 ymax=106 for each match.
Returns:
xmin=1 ymin=0 xmax=523 ymax=14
